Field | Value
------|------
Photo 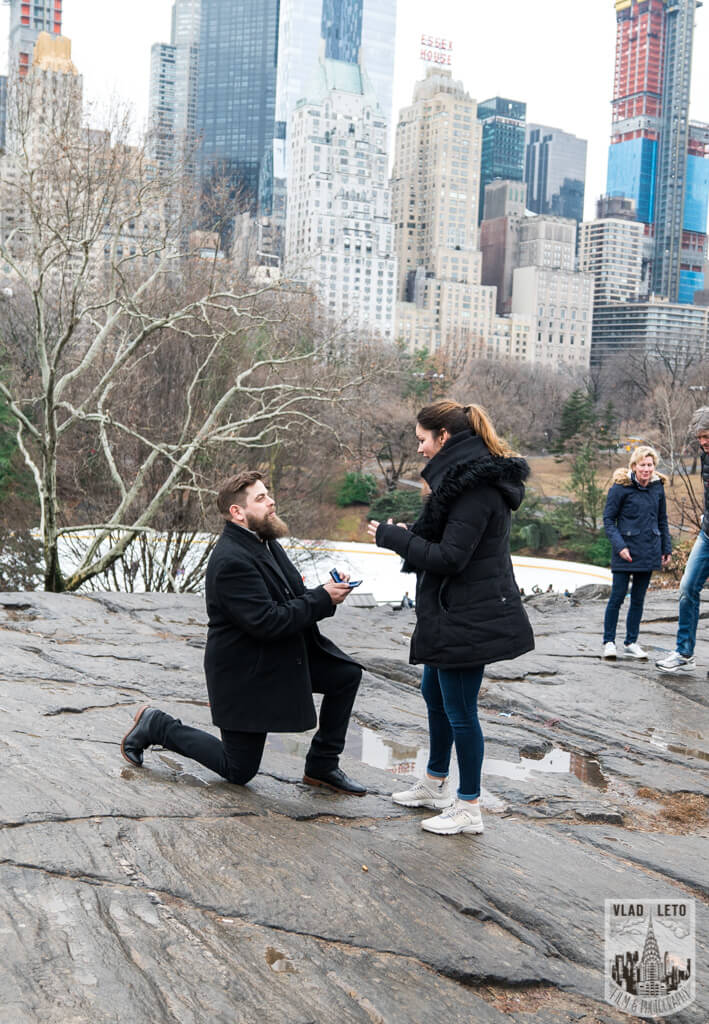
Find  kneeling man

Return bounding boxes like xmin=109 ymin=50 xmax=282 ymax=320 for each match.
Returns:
xmin=120 ymin=471 xmax=366 ymax=795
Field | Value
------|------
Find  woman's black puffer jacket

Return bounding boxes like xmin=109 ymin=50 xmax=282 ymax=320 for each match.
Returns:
xmin=375 ymin=430 xmax=535 ymax=668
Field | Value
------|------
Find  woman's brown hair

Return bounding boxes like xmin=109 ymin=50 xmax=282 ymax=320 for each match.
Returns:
xmin=417 ymin=400 xmax=517 ymax=458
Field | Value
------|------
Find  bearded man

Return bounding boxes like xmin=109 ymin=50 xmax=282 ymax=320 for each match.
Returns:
xmin=120 ymin=471 xmax=366 ymax=795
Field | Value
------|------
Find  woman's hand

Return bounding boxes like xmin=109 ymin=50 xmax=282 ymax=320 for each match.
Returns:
xmin=619 ymin=547 xmax=632 ymax=562
xmin=662 ymin=554 xmax=672 ymax=569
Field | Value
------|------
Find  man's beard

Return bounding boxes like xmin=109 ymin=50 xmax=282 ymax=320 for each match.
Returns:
xmin=246 ymin=511 xmax=289 ymax=541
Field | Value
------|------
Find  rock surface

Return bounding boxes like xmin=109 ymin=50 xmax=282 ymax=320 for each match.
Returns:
xmin=0 ymin=588 xmax=707 ymax=1023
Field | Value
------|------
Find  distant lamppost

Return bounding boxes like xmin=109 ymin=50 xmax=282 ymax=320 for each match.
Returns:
xmin=413 ymin=371 xmax=446 ymax=402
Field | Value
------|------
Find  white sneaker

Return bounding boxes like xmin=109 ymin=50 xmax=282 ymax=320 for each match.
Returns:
xmin=421 ymin=799 xmax=484 ymax=835
xmin=392 ymin=776 xmax=454 ymax=810
xmin=602 ymin=641 xmax=617 ymax=660
xmin=623 ymin=642 xmax=648 ymax=659
xmin=655 ymin=651 xmax=697 ymax=673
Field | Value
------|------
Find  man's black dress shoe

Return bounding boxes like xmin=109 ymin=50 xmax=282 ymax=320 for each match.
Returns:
xmin=302 ymin=766 xmax=367 ymax=796
xmin=121 ymin=705 xmax=158 ymax=767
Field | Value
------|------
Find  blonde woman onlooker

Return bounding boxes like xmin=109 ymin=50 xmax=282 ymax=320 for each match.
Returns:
xmin=602 ymin=445 xmax=672 ymax=660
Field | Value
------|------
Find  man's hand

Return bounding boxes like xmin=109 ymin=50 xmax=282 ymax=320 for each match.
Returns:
xmin=619 ymin=547 xmax=632 ymax=562
xmin=323 ymin=581 xmax=352 ymax=605
xmin=662 ymin=554 xmax=672 ymax=568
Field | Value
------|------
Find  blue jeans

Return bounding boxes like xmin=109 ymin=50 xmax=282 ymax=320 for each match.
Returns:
xmin=421 ymin=664 xmax=484 ymax=800
xmin=676 ymin=529 xmax=709 ymax=656
xmin=603 ymin=571 xmax=652 ymax=645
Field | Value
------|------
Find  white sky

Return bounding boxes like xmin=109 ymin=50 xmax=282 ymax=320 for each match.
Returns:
xmin=2 ymin=0 xmax=709 ymax=220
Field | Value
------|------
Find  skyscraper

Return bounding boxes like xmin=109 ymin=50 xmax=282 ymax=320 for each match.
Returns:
xmin=149 ymin=43 xmax=176 ymax=173
xmin=392 ymin=68 xmax=497 ymax=357
xmin=8 ymin=0 xmax=62 ymax=80
xmin=321 ymin=0 xmax=362 ymax=61
xmin=525 ymin=124 xmax=587 ymax=224
xmin=607 ymin=0 xmax=709 ymax=303
xmin=477 ymin=97 xmax=526 ymax=223
xmin=284 ymin=58 xmax=396 ymax=339
xmin=578 ymin=213 xmax=643 ymax=304
xmin=196 ymin=0 xmax=279 ymax=204
xmin=148 ymin=0 xmax=200 ymax=173
xmin=264 ymin=0 xmax=396 ymax=254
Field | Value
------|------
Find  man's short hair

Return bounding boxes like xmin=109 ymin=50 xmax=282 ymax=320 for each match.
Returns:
xmin=217 ymin=471 xmax=264 ymax=518
xmin=689 ymin=406 xmax=709 ymax=437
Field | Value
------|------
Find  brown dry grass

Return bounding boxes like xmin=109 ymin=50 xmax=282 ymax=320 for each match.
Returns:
xmin=635 ymin=788 xmax=708 ymax=827
xmin=527 ymin=455 xmax=701 ymax=531
xmin=333 ymin=506 xmax=370 ymax=542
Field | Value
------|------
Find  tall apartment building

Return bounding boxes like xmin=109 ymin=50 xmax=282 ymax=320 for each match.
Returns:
xmin=0 ymin=32 xmax=82 ymax=257
xmin=149 ymin=44 xmax=176 ymax=173
xmin=607 ymin=0 xmax=709 ymax=303
xmin=8 ymin=0 xmax=62 ymax=80
xmin=392 ymin=68 xmax=497 ymax=357
xmin=148 ymin=1 xmax=201 ymax=173
xmin=525 ymin=124 xmax=587 ymax=224
xmin=196 ymin=0 xmax=279 ymax=204
xmin=578 ymin=215 xmax=643 ymax=304
xmin=477 ymin=97 xmax=526 ymax=223
xmin=284 ymin=58 xmax=396 ymax=339
xmin=263 ymin=0 xmax=396 ymax=255
xmin=480 ymin=179 xmax=526 ymax=314
xmin=511 ymin=217 xmax=594 ymax=368
xmin=0 ymin=77 xmax=7 ymax=151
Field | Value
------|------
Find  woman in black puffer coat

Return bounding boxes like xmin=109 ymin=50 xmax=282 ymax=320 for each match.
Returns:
xmin=602 ymin=444 xmax=672 ymax=661
xmin=367 ymin=401 xmax=534 ymax=837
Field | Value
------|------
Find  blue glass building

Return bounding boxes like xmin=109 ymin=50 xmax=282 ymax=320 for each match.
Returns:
xmin=478 ymin=98 xmax=526 ymax=223
xmin=525 ymin=124 xmax=587 ymax=224
xmin=321 ymin=0 xmax=363 ymax=62
xmin=606 ymin=138 xmax=658 ymax=226
xmin=196 ymin=0 xmax=280 ymax=204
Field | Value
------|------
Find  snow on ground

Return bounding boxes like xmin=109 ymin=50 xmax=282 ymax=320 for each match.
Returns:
xmin=283 ymin=539 xmax=611 ymax=604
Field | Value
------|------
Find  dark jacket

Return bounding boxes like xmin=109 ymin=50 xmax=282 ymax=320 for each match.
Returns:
xmin=603 ymin=468 xmax=672 ymax=573
xmin=204 ymin=522 xmax=358 ymax=732
xmin=702 ymin=451 xmax=709 ymax=536
xmin=375 ymin=430 xmax=535 ymax=668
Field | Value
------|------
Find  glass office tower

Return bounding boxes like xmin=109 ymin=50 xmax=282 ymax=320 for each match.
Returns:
xmin=525 ymin=124 xmax=587 ymax=224
xmin=196 ymin=0 xmax=280 ymax=204
xmin=477 ymin=98 xmax=526 ymax=223
xmin=321 ymin=0 xmax=362 ymax=62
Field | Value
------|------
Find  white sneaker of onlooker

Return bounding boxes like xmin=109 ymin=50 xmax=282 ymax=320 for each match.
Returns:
xmin=602 ymin=641 xmax=617 ymax=660
xmin=623 ymin=642 xmax=648 ymax=659
xmin=655 ymin=651 xmax=697 ymax=673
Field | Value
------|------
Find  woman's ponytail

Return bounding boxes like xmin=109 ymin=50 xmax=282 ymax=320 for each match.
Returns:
xmin=417 ymin=400 xmax=517 ymax=457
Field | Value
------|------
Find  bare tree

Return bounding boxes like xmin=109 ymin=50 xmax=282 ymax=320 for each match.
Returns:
xmin=0 ymin=76 xmax=362 ymax=591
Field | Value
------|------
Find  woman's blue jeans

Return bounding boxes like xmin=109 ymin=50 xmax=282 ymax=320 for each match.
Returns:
xmin=603 ymin=571 xmax=652 ymax=645
xmin=421 ymin=664 xmax=484 ymax=800
xmin=677 ymin=529 xmax=709 ymax=656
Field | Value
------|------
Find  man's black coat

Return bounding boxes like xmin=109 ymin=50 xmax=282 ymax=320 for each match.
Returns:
xmin=204 ymin=521 xmax=358 ymax=733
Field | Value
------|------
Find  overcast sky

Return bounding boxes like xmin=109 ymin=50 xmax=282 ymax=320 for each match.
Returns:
xmin=3 ymin=0 xmax=709 ymax=221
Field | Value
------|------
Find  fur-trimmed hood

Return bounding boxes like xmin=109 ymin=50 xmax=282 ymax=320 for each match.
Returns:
xmin=612 ymin=467 xmax=667 ymax=487
xmin=413 ymin=431 xmax=530 ymax=541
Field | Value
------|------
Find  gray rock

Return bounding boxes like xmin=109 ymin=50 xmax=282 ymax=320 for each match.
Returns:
xmin=0 ymin=589 xmax=707 ymax=1023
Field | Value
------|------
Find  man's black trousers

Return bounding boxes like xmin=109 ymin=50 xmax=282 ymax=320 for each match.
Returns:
xmin=145 ymin=644 xmax=361 ymax=784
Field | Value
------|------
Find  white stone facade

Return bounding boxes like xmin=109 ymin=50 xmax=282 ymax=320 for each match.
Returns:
xmin=284 ymin=59 xmax=396 ymax=340
xmin=578 ymin=217 xmax=643 ymax=304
